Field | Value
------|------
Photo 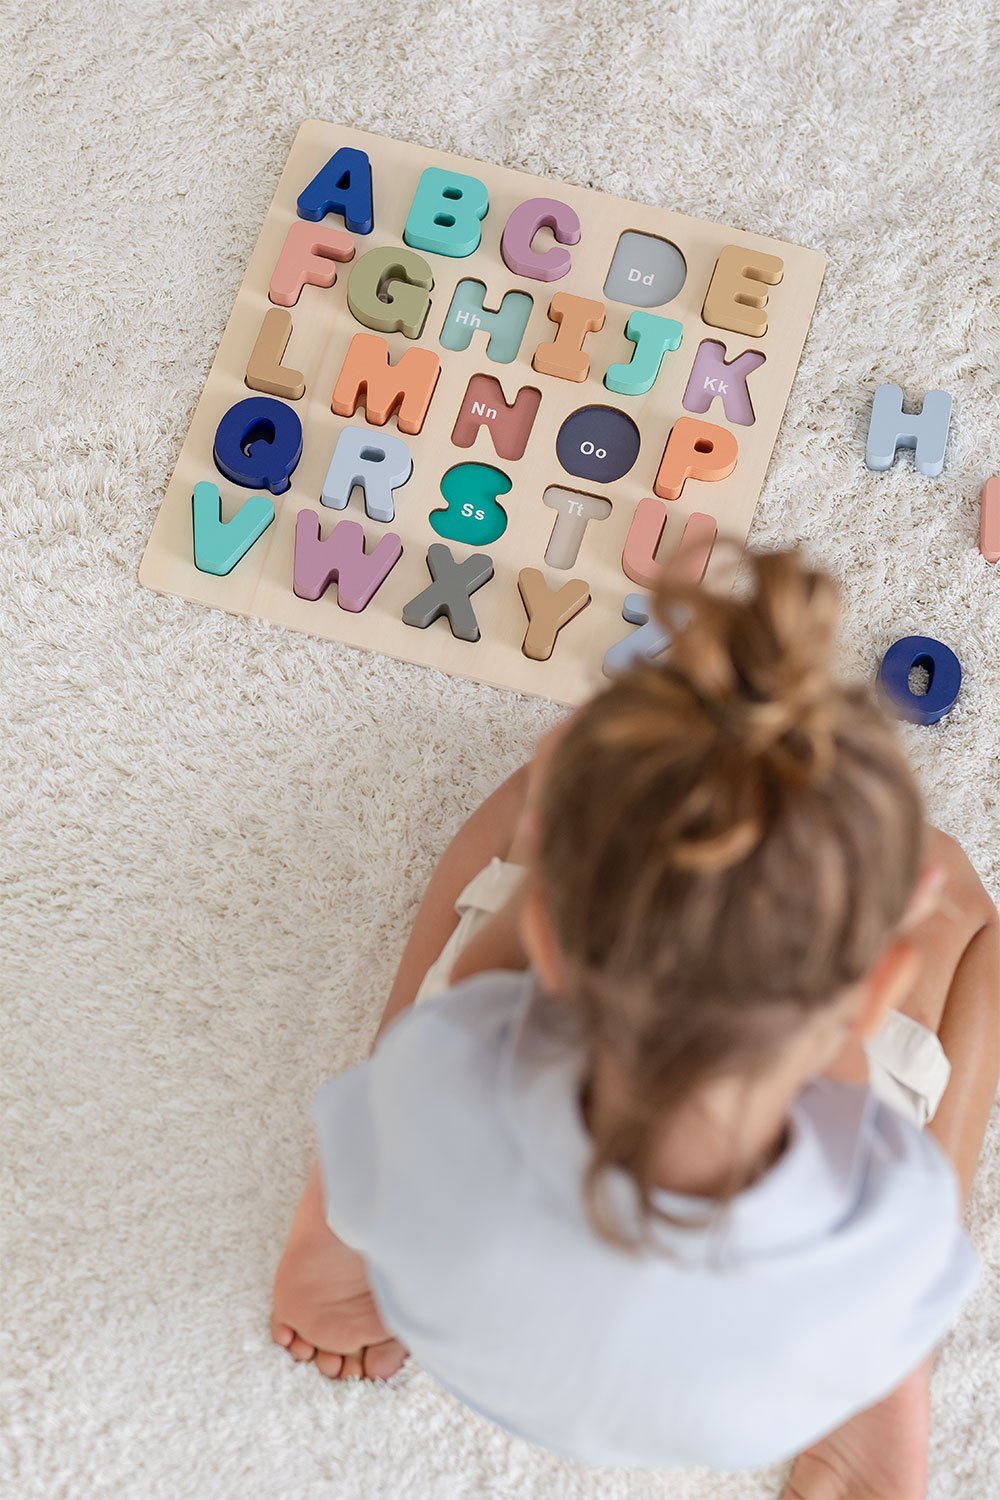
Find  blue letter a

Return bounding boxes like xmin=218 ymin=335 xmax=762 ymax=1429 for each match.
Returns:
xmin=297 ymin=147 xmax=374 ymax=235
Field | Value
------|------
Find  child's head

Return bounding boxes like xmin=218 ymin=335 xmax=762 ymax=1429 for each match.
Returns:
xmin=524 ymin=548 xmax=924 ymax=1230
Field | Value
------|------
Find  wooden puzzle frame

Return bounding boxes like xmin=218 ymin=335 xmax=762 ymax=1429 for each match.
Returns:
xmin=140 ymin=120 xmax=825 ymax=705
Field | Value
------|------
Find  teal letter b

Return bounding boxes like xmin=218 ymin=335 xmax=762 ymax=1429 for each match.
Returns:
xmin=404 ymin=168 xmax=489 ymax=258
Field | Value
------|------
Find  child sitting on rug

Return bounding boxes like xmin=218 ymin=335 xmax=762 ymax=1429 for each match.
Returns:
xmin=272 ymin=549 xmax=998 ymax=1498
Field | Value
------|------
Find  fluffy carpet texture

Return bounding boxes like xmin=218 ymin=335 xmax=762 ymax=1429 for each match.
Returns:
xmin=2 ymin=1 xmax=998 ymax=1495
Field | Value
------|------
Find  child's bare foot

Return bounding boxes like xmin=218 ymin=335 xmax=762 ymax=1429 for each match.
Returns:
xmin=270 ymin=1166 xmax=408 ymax=1381
xmin=782 ymin=1359 xmax=930 ymax=1499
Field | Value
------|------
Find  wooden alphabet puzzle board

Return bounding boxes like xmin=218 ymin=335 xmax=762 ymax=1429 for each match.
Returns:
xmin=140 ymin=121 xmax=826 ymax=704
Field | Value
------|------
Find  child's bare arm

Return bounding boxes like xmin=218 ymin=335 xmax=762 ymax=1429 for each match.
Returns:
xmin=447 ymin=888 xmax=530 ymax=986
xmin=823 ymin=829 xmax=999 ymax=1198
xmin=924 ymin=868 xmax=1000 ymax=1200
xmin=436 ymin=721 xmax=574 ymax=991
xmin=887 ymin=830 xmax=998 ymax=1200
xmin=373 ymin=767 xmax=532 ymax=1041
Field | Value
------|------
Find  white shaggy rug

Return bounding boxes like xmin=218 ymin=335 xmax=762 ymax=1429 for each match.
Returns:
xmin=2 ymin=1 xmax=998 ymax=1496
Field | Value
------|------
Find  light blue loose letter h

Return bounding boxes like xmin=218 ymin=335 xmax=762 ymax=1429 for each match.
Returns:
xmin=865 ymin=384 xmax=952 ymax=477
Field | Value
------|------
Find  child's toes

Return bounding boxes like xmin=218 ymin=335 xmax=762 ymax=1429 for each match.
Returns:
xmin=338 ymin=1351 xmax=365 ymax=1379
xmin=315 ymin=1350 xmax=344 ymax=1379
xmin=287 ymin=1335 xmax=316 ymax=1362
xmin=270 ymin=1321 xmax=295 ymax=1348
xmin=364 ymin=1339 xmax=408 ymax=1381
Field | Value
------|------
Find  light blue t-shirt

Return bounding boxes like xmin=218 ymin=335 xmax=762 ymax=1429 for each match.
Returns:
xmin=313 ymin=972 xmax=978 ymax=1470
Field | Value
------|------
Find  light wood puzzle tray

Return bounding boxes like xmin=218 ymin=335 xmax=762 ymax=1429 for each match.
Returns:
xmin=140 ymin=120 xmax=826 ymax=705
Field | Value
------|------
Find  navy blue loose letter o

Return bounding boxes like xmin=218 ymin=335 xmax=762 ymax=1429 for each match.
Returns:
xmin=878 ymin=635 xmax=962 ymax=725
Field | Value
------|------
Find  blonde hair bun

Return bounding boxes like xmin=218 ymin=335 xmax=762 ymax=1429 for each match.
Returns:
xmin=652 ymin=548 xmax=840 ymax=786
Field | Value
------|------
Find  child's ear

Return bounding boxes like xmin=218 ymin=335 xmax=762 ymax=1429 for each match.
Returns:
xmin=519 ymin=885 xmax=566 ymax=996
xmin=851 ymin=938 xmax=921 ymax=1040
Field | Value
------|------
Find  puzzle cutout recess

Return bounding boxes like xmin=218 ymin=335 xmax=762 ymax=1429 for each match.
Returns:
xmin=140 ymin=121 xmax=826 ymax=704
